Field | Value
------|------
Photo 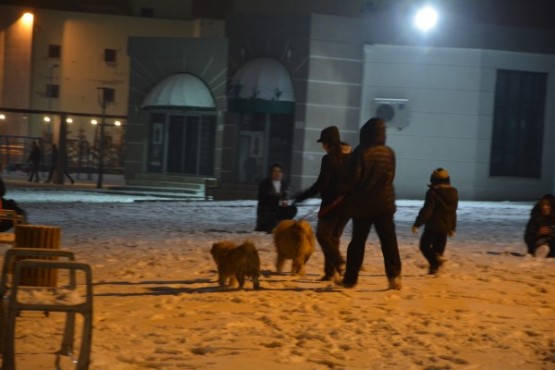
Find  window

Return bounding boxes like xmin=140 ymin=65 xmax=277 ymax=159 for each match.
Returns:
xmin=100 ymin=88 xmax=115 ymax=104
xmin=490 ymin=70 xmax=547 ymax=178
xmin=140 ymin=7 xmax=154 ymax=17
xmin=104 ymin=49 xmax=117 ymax=63
xmin=46 ymin=84 xmax=59 ymax=98
xmin=48 ymin=44 xmax=61 ymax=58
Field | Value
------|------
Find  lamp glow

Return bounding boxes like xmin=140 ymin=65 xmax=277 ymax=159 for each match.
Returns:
xmin=0 ymin=114 xmax=5 ymax=120
xmin=21 ymin=12 xmax=34 ymax=25
xmin=91 ymin=119 xmax=98 ymax=125
xmin=43 ymin=116 xmax=51 ymax=122
xmin=114 ymin=120 xmax=121 ymax=126
xmin=66 ymin=118 xmax=73 ymax=123
xmin=414 ymin=6 xmax=438 ymax=31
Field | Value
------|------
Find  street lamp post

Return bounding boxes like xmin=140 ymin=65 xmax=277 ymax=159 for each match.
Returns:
xmin=96 ymin=87 xmax=111 ymax=189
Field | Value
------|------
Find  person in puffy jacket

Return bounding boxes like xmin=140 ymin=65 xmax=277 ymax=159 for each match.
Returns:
xmin=341 ymin=117 xmax=402 ymax=290
xmin=412 ymin=168 xmax=459 ymax=274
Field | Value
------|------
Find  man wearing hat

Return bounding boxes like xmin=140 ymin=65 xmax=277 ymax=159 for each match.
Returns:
xmin=412 ymin=168 xmax=459 ymax=274
xmin=295 ymin=126 xmax=352 ymax=281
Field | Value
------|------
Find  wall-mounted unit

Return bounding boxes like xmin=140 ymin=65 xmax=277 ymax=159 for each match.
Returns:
xmin=373 ymin=98 xmax=410 ymax=130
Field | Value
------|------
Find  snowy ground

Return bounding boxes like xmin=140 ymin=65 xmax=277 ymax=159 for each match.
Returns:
xmin=1 ymin=184 xmax=554 ymax=370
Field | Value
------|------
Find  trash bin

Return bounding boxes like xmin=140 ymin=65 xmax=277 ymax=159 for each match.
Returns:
xmin=14 ymin=224 xmax=61 ymax=287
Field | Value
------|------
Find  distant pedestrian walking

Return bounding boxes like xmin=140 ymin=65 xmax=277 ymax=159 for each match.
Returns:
xmin=27 ymin=141 xmax=41 ymax=182
xmin=45 ymin=144 xmax=74 ymax=184
xmin=412 ymin=168 xmax=458 ymax=275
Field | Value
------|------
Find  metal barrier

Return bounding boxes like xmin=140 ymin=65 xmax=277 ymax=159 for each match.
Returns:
xmin=0 ymin=135 xmax=123 ymax=177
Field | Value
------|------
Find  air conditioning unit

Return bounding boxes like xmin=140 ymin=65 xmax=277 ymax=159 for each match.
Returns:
xmin=373 ymin=98 xmax=410 ymax=130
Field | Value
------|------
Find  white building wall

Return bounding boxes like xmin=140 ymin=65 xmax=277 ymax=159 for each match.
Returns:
xmin=361 ymin=44 xmax=555 ymax=201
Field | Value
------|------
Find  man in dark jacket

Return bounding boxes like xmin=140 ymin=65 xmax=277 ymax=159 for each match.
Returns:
xmin=295 ymin=126 xmax=352 ymax=280
xmin=341 ymin=117 xmax=402 ymax=290
xmin=412 ymin=168 xmax=459 ymax=274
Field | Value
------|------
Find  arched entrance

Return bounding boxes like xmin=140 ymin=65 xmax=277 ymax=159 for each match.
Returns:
xmin=228 ymin=58 xmax=295 ymax=183
xmin=142 ymin=73 xmax=217 ymax=176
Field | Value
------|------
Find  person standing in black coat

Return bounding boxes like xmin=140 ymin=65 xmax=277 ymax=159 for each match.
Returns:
xmin=255 ymin=164 xmax=294 ymax=233
xmin=340 ymin=117 xmax=402 ymax=290
xmin=412 ymin=168 xmax=459 ymax=274
xmin=45 ymin=144 xmax=74 ymax=184
xmin=295 ymin=126 xmax=352 ymax=281
xmin=27 ymin=141 xmax=41 ymax=182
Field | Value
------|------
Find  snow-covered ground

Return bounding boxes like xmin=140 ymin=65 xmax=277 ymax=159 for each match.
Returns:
xmin=2 ymin=185 xmax=554 ymax=370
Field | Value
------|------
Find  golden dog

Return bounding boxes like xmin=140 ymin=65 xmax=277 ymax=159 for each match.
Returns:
xmin=273 ymin=219 xmax=315 ymax=276
xmin=210 ymin=240 xmax=261 ymax=289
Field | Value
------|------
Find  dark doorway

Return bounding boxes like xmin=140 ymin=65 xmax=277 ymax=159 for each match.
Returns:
xmin=148 ymin=113 xmax=216 ymax=176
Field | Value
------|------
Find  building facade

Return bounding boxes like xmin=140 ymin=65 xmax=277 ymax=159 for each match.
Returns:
xmin=2 ymin=2 xmax=554 ymax=200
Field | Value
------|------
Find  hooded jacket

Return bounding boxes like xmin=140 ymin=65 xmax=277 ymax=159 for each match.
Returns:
xmin=413 ymin=185 xmax=458 ymax=233
xmin=347 ymin=118 xmax=396 ymax=217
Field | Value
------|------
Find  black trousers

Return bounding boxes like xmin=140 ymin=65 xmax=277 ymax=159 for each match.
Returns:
xmin=46 ymin=166 xmax=74 ymax=183
xmin=343 ymin=212 xmax=401 ymax=286
xmin=316 ymin=208 xmax=349 ymax=277
xmin=419 ymin=228 xmax=447 ymax=269
xmin=28 ymin=163 xmax=40 ymax=182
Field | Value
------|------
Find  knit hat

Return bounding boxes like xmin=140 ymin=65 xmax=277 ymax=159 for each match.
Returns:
xmin=430 ymin=168 xmax=450 ymax=185
xmin=317 ymin=126 xmax=340 ymax=145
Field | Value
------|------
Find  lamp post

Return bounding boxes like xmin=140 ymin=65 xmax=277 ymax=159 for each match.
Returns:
xmin=96 ymin=87 xmax=112 ymax=189
xmin=46 ymin=64 xmax=59 ymax=141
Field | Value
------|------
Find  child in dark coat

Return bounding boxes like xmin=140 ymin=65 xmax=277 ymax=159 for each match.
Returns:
xmin=412 ymin=168 xmax=458 ymax=274
xmin=524 ymin=194 xmax=555 ymax=258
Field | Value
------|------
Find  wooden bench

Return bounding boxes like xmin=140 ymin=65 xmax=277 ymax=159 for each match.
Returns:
xmin=0 ymin=210 xmax=25 ymax=246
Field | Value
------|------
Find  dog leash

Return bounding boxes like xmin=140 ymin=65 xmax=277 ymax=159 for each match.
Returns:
xmin=295 ymin=204 xmax=320 ymax=221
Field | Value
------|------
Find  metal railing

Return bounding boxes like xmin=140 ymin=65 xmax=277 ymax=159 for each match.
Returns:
xmin=0 ymin=135 xmax=124 ymax=177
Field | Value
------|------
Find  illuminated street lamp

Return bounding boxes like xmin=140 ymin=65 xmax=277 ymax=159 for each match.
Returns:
xmin=414 ymin=6 xmax=439 ymax=32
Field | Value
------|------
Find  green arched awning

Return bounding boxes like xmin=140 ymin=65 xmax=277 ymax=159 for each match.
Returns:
xmin=142 ymin=73 xmax=216 ymax=110
xmin=228 ymin=57 xmax=295 ymax=114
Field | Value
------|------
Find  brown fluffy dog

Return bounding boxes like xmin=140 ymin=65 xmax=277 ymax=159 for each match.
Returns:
xmin=210 ymin=240 xmax=261 ymax=289
xmin=273 ymin=219 xmax=315 ymax=276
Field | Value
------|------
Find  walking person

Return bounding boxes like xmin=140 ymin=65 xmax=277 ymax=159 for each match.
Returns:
xmin=45 ymin=144 xmax=74 ymax=184
xmin=294 ymin=126 xmax=352 ymax=281
xmin=340 ymin=117 xmax=402 ymax=290
xmin=412 ymin=168 xmax=459 ymax=274
xmin=27 ymin=141 xmax=41 ymax=182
